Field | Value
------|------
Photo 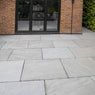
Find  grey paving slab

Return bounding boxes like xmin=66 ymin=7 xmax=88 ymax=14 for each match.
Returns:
xmin=91 ymin=76 xmax=95 ymax=81
xmin=91 ymin=58 xmax=95 ymax=61
xmin=53 ymin=40 xmax=79 ymax=48
xmin=21 ymin=60 xmax=67 ymax=80
xmin=46 ymin=78 xmax=95 ymax=95
xmin=0 ymin=61 xmax=24 ymax=82
xmin=42 ymin=48 xmax=75 ymax=59
xmin=79 ymin=32 xmax=95 ymax=39
xmin=19 ymin=35 xmax=41 ymax=41
xmin=61 ymin=58 xmax=95 ymax=77
xmin=0 ymin=35 xmax=20 ymax=41
xmin=91 ymin=76 xmax=95 ymax=82
xmin=0 ymin=41 xmax=6 ymax=49
xmin=60 ymin=34 xmax=80 ymax=40
xmin=41 ymin=35 xmax=62 ymax=41
xmin=74 ymin=39 xmax=95 ymax=47
xmin=2 ymin=41 xmax=28 ymax=49
xmin=28 ymin=41 xmax=54 ymax=48
xmin=0 ymin=81 xmax=45 ymax=95
xmin=70 ymin=47 xmax=95 ymax=58
xmin=9 ymin=49 xmax=42 ymax=60
xmin=0 ymin=49 xmax=12 ymax=60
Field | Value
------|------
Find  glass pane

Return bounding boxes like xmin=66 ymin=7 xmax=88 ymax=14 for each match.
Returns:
xmin=32 ymin=21 xmax=44 ymax=31
xmin=32 ymin=0 xmax=45 ymax=31
xmin=17 ymin=0 xmax=30 ymax=31
xmin=47 ymin=21 xmax=58 ymax=31
xmin=32 ymin=12 xmax=44 ymax=19
xmin=33 ymin=0 xmax=44 ymax=12
xmin=46 ymin=0 xmax=59 ymax=31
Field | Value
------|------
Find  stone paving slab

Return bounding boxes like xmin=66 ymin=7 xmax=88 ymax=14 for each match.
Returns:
xmin=45 ymin=77 xmax=95 ymax=95
xmin=19 ymin=35 xmax=41 ymax=41
xmin=60 ymin=35 xmax=81 ymax=40
xmin=0 ymin=35 xmax=20 ymax=41
xmin=42 ymin=48 xmax=75 ymax=59
xmin=61 ymin=58 xmax=95 ymax=77
xmin=0 ymin=41 xmax=6 ymax=49
xmin=79 ymin=32 xmax=95 ymax=39
xmin=9 ymin=49 xmax=42 ymax=60
xmin=0 ymin=49 xmax=12 ymax=60
xmin=0 ymin=81 xmax=45 ymax=95
xmin=0 ymin=61 xmax=24 ymax=82
xmin=69 ymin=47 xmax=95 ymax=58
xmin=28 ymin=41 xmax=54 ymax=48
xmin=74 ymin=39 xmax=95 ymax=47
xmin=41 ymin=35 xmax=62 ymax=41
xmin=53 ymin=40 xmax=79 ymax=48
xmin=92 ymin=58 xmax=95 ymax=61
xmin=0 ymin=28 xmax=95 ymax=95
xmin=2 ymin=41 xmax=28 ymax=49
xmin=21 ymin=60 xmax=67 ymax=80
xmin=91 ymin=76 xmax=95 ymax=81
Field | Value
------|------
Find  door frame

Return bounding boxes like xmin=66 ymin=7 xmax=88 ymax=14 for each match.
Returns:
xmin=15 ymin=0 xmax=61 ymax=34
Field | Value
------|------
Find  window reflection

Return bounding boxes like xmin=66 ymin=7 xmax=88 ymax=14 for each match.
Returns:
xmin=46 ymin=0 xmax=59 ymax=31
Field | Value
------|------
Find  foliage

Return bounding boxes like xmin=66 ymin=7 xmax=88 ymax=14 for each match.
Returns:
xmin=83 ymin=0 xmax=95 ymax=32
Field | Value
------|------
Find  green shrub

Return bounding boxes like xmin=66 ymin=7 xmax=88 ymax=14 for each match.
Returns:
xmin=83 ymin=0 xmax=95 ymax=32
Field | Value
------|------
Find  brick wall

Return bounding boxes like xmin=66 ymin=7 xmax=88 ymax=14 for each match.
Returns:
xmin=72 ymin=0 xmax=83 ymax=33
xmin=0 ymin=0 xmax=16 ymax=34
xmin=60 ymin=0 xmax=83 ymax=33
xmin=0 ymin=0 xmax=83 ymax=34
xmin=60 ymin=0 xmax=72 ymax=33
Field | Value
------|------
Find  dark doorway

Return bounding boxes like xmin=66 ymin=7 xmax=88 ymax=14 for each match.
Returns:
xmin=16 ymin=0 xmax=60 ymax=34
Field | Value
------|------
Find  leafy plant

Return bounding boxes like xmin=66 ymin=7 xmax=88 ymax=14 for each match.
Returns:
xmin=83 ymin=0 xmax=95 ymax=32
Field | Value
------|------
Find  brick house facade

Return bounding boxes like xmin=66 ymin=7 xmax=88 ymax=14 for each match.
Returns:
xmin=0 ymin=0 xmax=83 ymax=34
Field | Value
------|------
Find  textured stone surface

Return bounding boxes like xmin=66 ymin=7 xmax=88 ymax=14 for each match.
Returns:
xmin=74 ymin=39 xmax=95 ymax=47
xmin=0 ymin=61 xmax=24 ymax=82
xmin=9 ymin=49 xmax=42 ymax=60
xmin=61 ymin=58 xmax=95 ymax=77
xmin=28 ymin=41 xmax=54 ymax=48
xmin=43 ymin=48 xmax=74 ymax=59
xmin=53 ymin=40 xmax=78 ymax=48
xmin=21 ymin=60 xmax=67 ymax=80
xmin=2 ymin=41 xmax=28 ymax=49
xmin=46 ymin=78 xmax=95 ymax=95
xmin=70 ymin=47 xmax=95 ymax=58
xmin=41 ymin=35 xmax=62 ymax=41
xmin=0 ymin=41 xmax=6 ymax=49
xmin=0 ymin=49 xmax=12 ymax=60
xmin=0 ymin=29 xmax=94 ymax=95
xmin=0 ymin=81 xmax=45 ymax=95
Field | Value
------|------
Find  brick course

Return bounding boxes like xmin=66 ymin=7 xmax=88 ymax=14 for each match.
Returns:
xmin=0 ymin=0 xmax=83 ymax=34
xmin=0 ymin=0 xmax=16 ymax=34
xmin=72 ymin=0 xmax=83 ymax=33
xmin=60 ymin=0 xmax=72 ymax=33
xmin=60 ymin=0 xmax=83 ymax=33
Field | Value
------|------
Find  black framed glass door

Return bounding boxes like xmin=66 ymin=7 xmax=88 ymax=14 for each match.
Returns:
xmin=31 ymin=0 xmax=45 ymax=31
xmin=16 ymin=0 xmax=60 ymax=33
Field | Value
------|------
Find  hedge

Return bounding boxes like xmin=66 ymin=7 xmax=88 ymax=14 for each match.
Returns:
xmin=83 ymin=0 xmax=95 ymax=32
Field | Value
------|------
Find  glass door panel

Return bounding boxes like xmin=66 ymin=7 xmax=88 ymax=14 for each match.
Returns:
xmin=16 ymin=0 xmax=60 ymax=33
xmin=17 ymin=0 xmax=30 ymax=31
xmin=46 ymin=0 xmax=59 ymax=31
xmin=31 ymin=0 xmax=45 ymax=31
xmin=32 ymin=21 xmax=44 ymax=31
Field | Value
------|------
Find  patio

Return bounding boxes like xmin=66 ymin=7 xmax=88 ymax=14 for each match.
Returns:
xmin=0 ymin=28 xmax=95 ymax=95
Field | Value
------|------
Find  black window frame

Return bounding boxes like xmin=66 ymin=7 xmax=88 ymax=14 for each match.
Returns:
xmin=15 ymin=0 xmax=61 ymax=34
